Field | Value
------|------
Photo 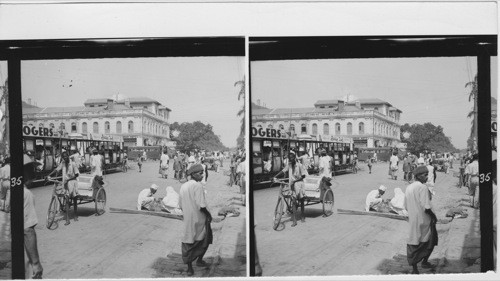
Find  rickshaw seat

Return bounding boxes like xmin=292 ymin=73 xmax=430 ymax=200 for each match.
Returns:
xmin=77 ymin=175 xmax=95 ymax=197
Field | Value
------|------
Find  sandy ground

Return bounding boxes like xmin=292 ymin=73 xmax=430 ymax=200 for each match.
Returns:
xmin=253 ymin=161 xmax=481 ymax=276
xmin=22 ymin=159 xmax=245 ymax=279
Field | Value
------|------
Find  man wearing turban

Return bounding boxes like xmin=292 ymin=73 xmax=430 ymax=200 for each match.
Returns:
xmin=404 ymin=165 xmax=438 ymax=274
xmin=179 ymin=164 xmax=213 ymax=276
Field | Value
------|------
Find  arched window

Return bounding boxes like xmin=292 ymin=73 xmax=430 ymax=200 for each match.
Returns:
xmin=105 ymin=121 xmax=110 ymax=134
xmin=312 ymin=123 xmax=318 ymax=135
xmin=323 ymin=123 xmax=329 ymax=135
xmin=59 ymin=123 xmax=65 ymax=130
xmin=301 ymin=124 xmax=307 ymax=134
xmin=82 ymin=122 xmax=87 ymax=134
xmin=374 ymin=107 xmax=378 ymax=112
xmin=335 ymin=123 xmax=341 ymax=135
xmin=268 ymin=124 xmax=273 ymax=129
xmin=93 ymin=122 xmax=99 ymax=134
xmin=128 ymin=121 xmax=134 ymax=133
xmin=71 ymin=122 xmax=77 ymax=133
xmin=359 ymin=122 xmax=365 ymax=134
xmin=347 ymin=122 xmax=353 ymax=135
xmin=116 ymin=121 xmax=122 ymax=134
xmin=290 ymin=124 xmax=295 ymax=133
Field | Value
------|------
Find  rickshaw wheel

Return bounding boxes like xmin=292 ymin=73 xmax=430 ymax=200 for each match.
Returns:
xmin=46 ymin=195 xmax=58 ymax=229
xmin=95 ymin=188 xmax=107 ymax=216
xmin=273 ymin=197 xmax=284 ymax=230
xmin=322 ymin=189 xmax=334 ymax=217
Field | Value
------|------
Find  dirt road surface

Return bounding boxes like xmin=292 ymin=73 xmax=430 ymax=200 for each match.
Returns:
xmin=26 ymin=159 xmax=245 ymax=279
xmin=253 ymin=161 xmax=482 ymax=277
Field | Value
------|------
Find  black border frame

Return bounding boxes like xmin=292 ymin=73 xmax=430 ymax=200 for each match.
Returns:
xmin=248 ymin=35 xmax=497 ymax=276
xmin=2 ymin=36 xmax=245 ymax=279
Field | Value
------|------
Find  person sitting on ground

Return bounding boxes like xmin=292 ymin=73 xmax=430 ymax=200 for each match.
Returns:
xmin=161 ymin=186 xmax=183 ymax=215
xmin=389 ymin=187 xmax=408 ymax=216
xmin=365 ymin=185 xmax=387 ymax=212
xmin=137 ymin=184 xmax=159 ymax=210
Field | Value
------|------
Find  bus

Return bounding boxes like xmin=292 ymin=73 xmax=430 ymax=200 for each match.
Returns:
xmin=251 ymin=127 xmax=355 ymax=189
xmin=356 ymin=147 xmax=400 ymax=162
xmin=126 ymin=146 xmax=162 ymax=161
xmin=22 ymin=125 xmax=125 ymax=184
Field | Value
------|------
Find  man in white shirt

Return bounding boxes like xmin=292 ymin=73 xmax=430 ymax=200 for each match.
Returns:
xmin=465 ymin=154 xmax=479 ymax=208
xmin=319 ymin=149 xmax=332 ymax=178
xmin=160 ymin=150 xmax=170 ymax=179
xmin=365 ymin=185 xmax=387 ymax=212
xmin=137 ymin=184 xmax=159 ymax=210
xmin=389 ymin=152 xmax=399 ymax=180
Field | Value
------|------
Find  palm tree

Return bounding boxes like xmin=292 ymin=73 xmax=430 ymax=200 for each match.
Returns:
xmin=465 ymin=74 xmax=478 ymax=152
xmin=234 ymin=76 xmax=245 ymax=147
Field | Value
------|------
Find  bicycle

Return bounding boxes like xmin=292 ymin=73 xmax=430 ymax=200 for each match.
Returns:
xmin=271 ymin=178 xmax=298 ymax=230
xmin=46 ymin=178 xmax=72 ymax=229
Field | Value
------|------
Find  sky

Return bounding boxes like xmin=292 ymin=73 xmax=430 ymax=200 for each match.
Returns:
xmin=11 ymin=57 xmax=244 ymax=148
xmin=251 ymin=57 xmax=498 ymax=150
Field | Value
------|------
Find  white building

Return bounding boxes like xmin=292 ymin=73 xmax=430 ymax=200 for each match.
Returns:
xmin=22 ymin=97 xmax=172 ymax=147
xmin=252 ymin=98 xmax=402 ymax=148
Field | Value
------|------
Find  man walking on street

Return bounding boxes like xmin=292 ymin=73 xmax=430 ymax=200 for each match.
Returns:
xmin=465 ymin=154 xmax=479 ymax=208
xmin=404 ymin=165 xmax=438 ymax=274
xmin=179 ymin=164 xmax=213 ymax=276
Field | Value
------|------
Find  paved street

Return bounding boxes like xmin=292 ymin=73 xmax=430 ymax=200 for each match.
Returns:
xmin=20 ymin=159 xmax=245 ymax=279
xmin=253 ymin=161 xmax=482 ymax=276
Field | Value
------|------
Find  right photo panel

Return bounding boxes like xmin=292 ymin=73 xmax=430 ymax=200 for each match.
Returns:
xmin=249 ymin=36 xmax=497 ymax=277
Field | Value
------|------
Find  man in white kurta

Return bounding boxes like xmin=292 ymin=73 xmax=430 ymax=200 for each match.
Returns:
xmin=90 ymin=150 xmax=103 ymax=177
xmin=137 ymin=184 xmax=158 ymax=210
xmin=404 ymin=165 xmax=438 ymax=274
xmin=365 ymin=185 xmax=387 ymax=212
xmin=318 ymin=149 xmax=332 ymax=178
xmin=179 ymin=164 xmax=212 ymax=276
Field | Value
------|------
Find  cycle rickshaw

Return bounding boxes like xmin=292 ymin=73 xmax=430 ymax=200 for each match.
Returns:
xmin=272 ymin=175 xmax=335 ymax=230
xmin=46 ymin=174 xmax=106 ymax=229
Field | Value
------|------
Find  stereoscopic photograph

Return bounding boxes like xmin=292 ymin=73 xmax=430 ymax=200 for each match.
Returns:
xmin=1 ymin=38 xmax=246 ymax=279
xmin=250 ymin=36 xmax=497 ymax=277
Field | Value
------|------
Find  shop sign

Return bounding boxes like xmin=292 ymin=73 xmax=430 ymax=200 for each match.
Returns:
xmin=251 ymin=127 xmax=285 ymax=138
xmin=22 ymin=125 xmax=54 ymax=137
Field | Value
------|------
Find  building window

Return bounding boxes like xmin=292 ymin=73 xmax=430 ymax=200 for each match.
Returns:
xmin=128 ymin=121 xmax=134 ymax=133
xmin=49 ymin=123 xmax=55 ymax=129
xmin=82 ymin=122 xmax=87 ymax=134
xmin=279 ymin=124 xmax=284 ymax=130
xmin=59 ymin=123 xmax=65 ymax=131
xmin=347 ymin=122 xmax=353 ymax=135
xmin=301 ymin=124 xmax=307 ymax=134
xmin=290 ymin=124 xmax=295 ymax=133
xmin=374 ymin=107 xmax=378 ymax=112
xmin=105 ymin=121 xmax=110 ymax=134
xmin=116 ymin=121 xmax=122 ymax=134
xmin=359 ymin=122 xmax=365 ymax=134
xmin=312 ymin=123 xmax=318 ymax=135
xmin=93 ymin=122 xmax=99 ymax=134
xmin=71 ymin=122 xmax=77 ymax=133
xmin=323 ymin=123 xmax=329 ymax=135
xmin=335 ymin=123 xmax=341 ymax=135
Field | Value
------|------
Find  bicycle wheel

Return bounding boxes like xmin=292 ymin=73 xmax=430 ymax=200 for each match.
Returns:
xmin=273 ymin=196 xmax=284 ymax=230
xmin=95 ymin=188 xmax=107 ymax=215
xmin=322 ymin=189 xmax=334 ymax=217
xmin=46 ymin=195 xmax=58 ymax=229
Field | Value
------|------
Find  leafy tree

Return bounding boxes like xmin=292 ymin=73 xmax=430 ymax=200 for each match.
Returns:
xmin=235 ymin=76 xmax=245 ymax=149
xmin=400 ymin=122 xmax=458 ymax=155
xmin=170 ymin=121 xmax=227 ymax=153
xmin=465 ymin=74 xmax=478 ymax=152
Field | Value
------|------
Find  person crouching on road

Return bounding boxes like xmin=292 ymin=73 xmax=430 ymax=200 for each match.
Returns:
xmin=404 ymin=165 xmax=438 ymax=274
xmin=273 ymin=152 xmax=306 ymax=226
xmin=161 ymin=186 xmax=183 ymax=215
xmin=137 ymin=184 xmax=159 ymax=210
xmin=365 ymin=185 xmax=387 ymax=212
xmin=179 ymin=164 xmax=213 ymax=276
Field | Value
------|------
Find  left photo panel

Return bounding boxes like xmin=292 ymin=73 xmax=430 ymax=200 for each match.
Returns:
xmin=1 ymin=38 xmax=246 ymax=279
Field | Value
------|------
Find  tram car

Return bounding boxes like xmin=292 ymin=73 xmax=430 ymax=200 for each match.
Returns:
xmin=251 ymin=126 xmax=355 ymax=190
xmin=22 ymin=125 xmax=125 ymax=184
